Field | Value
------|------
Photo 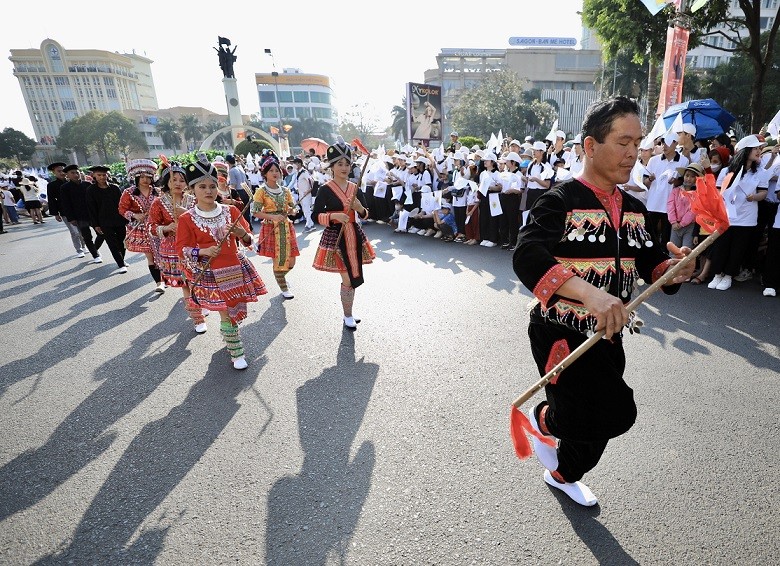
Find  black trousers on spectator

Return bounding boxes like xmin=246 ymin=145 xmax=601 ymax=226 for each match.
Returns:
xmin=763 ymin=227 xmax=780 ymax=289
xmin=364 ymin=186 xmax=377 ymax=220
xmin=499 ymin=193 xmax=521 ymax=248
xmin=409 ymin=217 xmax=434 ymax=231
xmin=710 ymin=225 xmax=755 ymax=276
xmin=100 ymin=225 xmax=127 ymax=268
xmin=478 ymin=195 xmax=500 ymax=243
xmin=529 ymin=321 xmax=635 ymax=483
xmin=647 ymin=211 xmax=672 ymax=249
xmin=454 ymin=206 xmax=467 ymax=235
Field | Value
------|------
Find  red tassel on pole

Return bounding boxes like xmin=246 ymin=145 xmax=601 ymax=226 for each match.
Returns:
xmin=510 ymin=406 xmax=556 ymax=460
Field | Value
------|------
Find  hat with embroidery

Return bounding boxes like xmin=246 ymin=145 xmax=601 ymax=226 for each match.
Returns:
xmin=127 ymin=159 xmax=157 ymax=181
xmin=259 ymin=156 xmax=281 ymax=176
xmin=213 ymin=161 xmax=229 ymax=177
xmin=185 ymin=157 xmax=218 ymax=186
xmin=326 ymin=136 xmax=353 ymax=167
xmin=156 ymin=155 xmax=186 ymax=188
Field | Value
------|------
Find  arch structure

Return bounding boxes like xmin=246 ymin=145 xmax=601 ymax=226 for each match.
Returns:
xmin=199 ymin=125 xmax=279 ymax=153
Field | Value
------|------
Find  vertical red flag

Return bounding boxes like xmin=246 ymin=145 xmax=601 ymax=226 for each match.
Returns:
xmin=657 ymin=24 xmax=690 ymax=116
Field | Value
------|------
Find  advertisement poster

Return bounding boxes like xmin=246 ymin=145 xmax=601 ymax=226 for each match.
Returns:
xmin=407 ymin=83 xmax=442 ymax=143
xmin=656 ymin=24 xmax=690 ymax=116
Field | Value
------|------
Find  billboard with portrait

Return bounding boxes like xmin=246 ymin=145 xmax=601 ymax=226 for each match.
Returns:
xmin=407 ymin=83 xmax=442 ymax=143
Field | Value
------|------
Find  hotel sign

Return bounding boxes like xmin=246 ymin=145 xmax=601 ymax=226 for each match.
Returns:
xmin=509 ymin=37 xmax=577 ymax=47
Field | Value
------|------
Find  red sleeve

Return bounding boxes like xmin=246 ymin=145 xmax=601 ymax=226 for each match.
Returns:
xmin=532 ymin=264 xmax=576 ymax=308
xmin=118 ymin=189 xmax=137 ymax=221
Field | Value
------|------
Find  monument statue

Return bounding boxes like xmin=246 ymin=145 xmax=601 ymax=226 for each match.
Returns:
xmin=215 ymin=36 xmax=237 ymax=79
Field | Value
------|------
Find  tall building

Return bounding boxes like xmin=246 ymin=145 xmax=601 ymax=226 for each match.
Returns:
xmin=255 ymin=68 xmax=338 ymax=131
xmin=425 ymin=46 xmax=602 ymax=138
xmin=9 ymin=39 xmax=158 ymax=146
xmin=686 ymin=0 xmax=778 ymax=69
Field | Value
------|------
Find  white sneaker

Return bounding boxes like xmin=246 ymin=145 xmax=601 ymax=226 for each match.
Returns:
xmin=76 ymin=251 xmax=85 ymax=258
xmin=707 ymin=274 xmax=724 ymax=289
xmin=194 ymin=322 xmax=208 ymax=334
xmin=343 ymin=316 xmax=357 ymax=329
xmin=202 ymin=309 xmax=210 ymax=317
xmin=715 ymin=274 xmax=732 ymax=290
xmin=544 ymin=470 xmax=598 ymax=507
xmin=407 ymin=227 xmax=419 ymax=234
xmin=528 ymin=407 xmax=558 ymax=471
xmin=433 ymin=231 xmax=443 ymax=239
xmin=482 ymin=241 xmax=497 ymax=248
xmin=155 ymin=282 xmax=166 ymax=293
xmin=734 ymin=269 xmax=753 ymax=282
xmin=116 ymin=266 xmax=128 ymax=274
xmin=763 ymin=287 xmax=777 ymax=297
xmin=425 ymin=229 xmax=436 ymax=237
xmin=90 ymin=256 xmax=103 ymax=264
xmin=232 ymin=355 xmax=248 ymax=370
xmin=282 ymin=290 xmax=294 ymax=299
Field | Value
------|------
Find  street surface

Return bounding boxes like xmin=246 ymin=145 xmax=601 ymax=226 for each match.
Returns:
xmin=0 ymin=218 xmax=778 ymax=565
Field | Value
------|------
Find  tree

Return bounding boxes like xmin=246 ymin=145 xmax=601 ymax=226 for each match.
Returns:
xmin=203 ymin=119 xmax=232 ymax=149
xmin=694 ymin=29 xmax=780 ymax=130
xmin=582 ymin=0 xmax=728 ymax=127
xmin=179 ymin=115 xmax=203 ymax=150
xmin=287 ymin=117 xmax=333 ymax=146
xmin=57 ymin=112 xmax=103 ymax=162
xmin=234 ymin=138 xmax=273 ymax=157
xmin=99 ymin=112 xmax=148 ymax=161
xmin=448 ymin=70 xmax=557 ymax=141
xmin=0 ymin=128 xmax=38 ymax=168
xmin=156 ymin=118 xmax=182 ymax=150
xmin=339 ymin=104 xmax=381 ymax=143
xmin=598 ymin=50 xmax=648 ymax=99
xmin=695 ymin=0 xmax=780 ymax=131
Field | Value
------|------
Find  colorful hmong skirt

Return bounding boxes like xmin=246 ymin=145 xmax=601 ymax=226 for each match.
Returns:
xmin=312 ymin=224 xmax=375 ymax=273
xmin=257 ymin=220 xmax=300 ymax=271
xmin=188 ymin=254 xmax=267 ymax=323
xmin=156 ymin=235 xmax=184 ymax=286
xmin=125 ymin=221 xmax=153 ymax=253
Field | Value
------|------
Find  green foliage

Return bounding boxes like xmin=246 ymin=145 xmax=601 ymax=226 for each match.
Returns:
xmin=0 ymin=128 xmax=38 ymax=167
xmin=234 ymin=139 xmax=272 ymax=156
xmin=55 ymin=111 xmax=147 ymax=162
xmin=179 ymin=115 xmax=203 ymax=146
xmin=458 ymin=136 xmax=484 ymax=149
xmin=391 ymin=99 xmax=408 ymax=142
xmin=449 ymin=70 xmax=556 ymax=141
xmin=156 ymin=118 xmax=182 ymax=150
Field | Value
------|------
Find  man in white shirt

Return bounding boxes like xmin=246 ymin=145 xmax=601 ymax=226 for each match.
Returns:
xmin=292 ymin=158 xmax=316 ymax=232
xmin=675 ymin=123 xmax=707 ymax=164
xmin=644 ymin=136 xmax=689 ymax=247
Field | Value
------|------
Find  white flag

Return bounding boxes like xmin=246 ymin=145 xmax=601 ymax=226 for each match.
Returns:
xmin=488 ymin=192 xmax=503 ymax=216
xmin=767 ymin=108 xmax=780 ymax=139
xmin=545 ymin=119 xmax=559 ymax=142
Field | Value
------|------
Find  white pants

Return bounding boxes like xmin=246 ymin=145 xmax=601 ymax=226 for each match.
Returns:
xmin=300 ymin=194 xmax=313 ymax=228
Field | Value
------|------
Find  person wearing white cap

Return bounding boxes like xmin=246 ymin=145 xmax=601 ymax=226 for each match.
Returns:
xmin=477 ymin=152 xmax=501 ymax=247
xmin=119 ymin=159 xmax=164 ymax=291
xmin=446 ymin=131 xmax=462 ymax=154
xmin=498 ymin=151 xmax=525 ymax=249
xmin=675 ymin=122 xmax=707 ymax=164
xmin=525 ymin=142 xmax=554 ymax=216
xmin=513 ymin=96 xmax=694 ymax=507
xmin=566 ymin=134 xmax=584 ymax=176
xmin=707 ymin=134 xmax=769 ymax=290
xmin=762 ymin=142 xmax=780 ymax=296
xmin=644 ymin=134 xmax=689 ymax=248
xmin=547 ymin=130 xmax=567 ymax=167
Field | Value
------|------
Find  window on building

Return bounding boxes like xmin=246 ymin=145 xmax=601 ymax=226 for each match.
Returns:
xmin=282 ymin=107 xmax=295 ymax=119
xmin=310 ymin=91 xmax=331 ymax=104
xmin=441 ymin=58 xmax=461 ymax=73
xmin=293 ymin=91 xmax=309 ymax=103
xmin=260 ymin=91 xmax=276 ymax=103
xmin=296 ymin=107 xmax=311 ymax=119
xmin=278 ymin=91 xmax=293 ymax=103
xmin=312 ymin=107 xmax=332 ymax=120
xmin=54 ymin=76 xmax=69 ymax=86
xmin=462 ymin=57 xmax=483 ymax=73
xmin=261 ymin=107 xmax=278 ymax=119
xmin=103 ymin=77 xmax=114 ymax=86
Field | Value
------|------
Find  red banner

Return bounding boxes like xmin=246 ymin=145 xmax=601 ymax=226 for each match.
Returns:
xmin=656 ymin=24 xmax=690 ymax=116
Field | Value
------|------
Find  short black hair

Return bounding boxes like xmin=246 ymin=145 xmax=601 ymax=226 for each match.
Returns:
xmin=581 ymin=96 xmax=640 ymax=144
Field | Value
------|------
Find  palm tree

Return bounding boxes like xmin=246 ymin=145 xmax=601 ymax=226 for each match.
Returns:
xmin=391 ymin=97 xmax=408 ymax=143
xmin=290 ymin=117 xmax=333 ymax=146
xmin=203 ymin=119 xmax=231 ymax=149
xmin=156 ymin=118 xmax=182 ymax=151
xmin=179 ymin=115 xmax=203 ymax=151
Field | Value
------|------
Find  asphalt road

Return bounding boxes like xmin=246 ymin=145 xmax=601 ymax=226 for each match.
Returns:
xmin=0 ymin=217 xmax=778 ymax=565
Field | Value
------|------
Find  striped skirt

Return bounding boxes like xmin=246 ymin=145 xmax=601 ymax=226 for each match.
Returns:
xmin=257 ymin=220 xmax=300 ymax=271
xmin=188 ymin=254 xmax=267 ymax=324
xmin=125 ymin=221 xmax=153 ymax=253
xmin=312 ymin=224 xmax=375 ymax=273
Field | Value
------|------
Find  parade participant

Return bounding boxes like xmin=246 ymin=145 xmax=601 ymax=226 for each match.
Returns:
xmin=119 ymin=159 xmax=163 ymax=290
xmin=176 ymin=158 xmax=267 ymax=369
xmin=252 ymin=156 xmax=299 ymax=299
xmin=513 ymin=97 xmax=693 ymax=506
xmin=312 ymin=139 xmax=375 ymax=329
xmin=47 ymin=162 xmax=85 ymax=257
xmin=86 ymin=166 xmax=128 ymax=273
xmin=214 ymin=160 xmax=242 ymax=208
xmin=147 ymin=159 xmax=206 ymax=332
xmin=60 ymin=165 xmax=104 ymax=263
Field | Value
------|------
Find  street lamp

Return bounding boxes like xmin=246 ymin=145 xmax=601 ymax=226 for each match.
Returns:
xmin=264 ymin=48 xmax=284 ymax=148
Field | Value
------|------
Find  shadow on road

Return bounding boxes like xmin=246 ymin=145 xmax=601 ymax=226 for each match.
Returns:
xmin=553 ymin=488 xmax=640 ymax=566
xmin=0 ymin=301 xmax=191 ymax=522
xmin=265 ymin=330 xmax=378 ymax=566
xmin=33 ymin=299 xmax=284 ymax=564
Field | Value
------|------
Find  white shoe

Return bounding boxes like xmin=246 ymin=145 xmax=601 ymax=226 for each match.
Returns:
xmin=433 ymin=231 xmax=443 ymax=239
xmin=734 ymin=269 xmax=753 ymax=282
xmin=282 ymin=290 xmax=294 ymax=299
xmin=482 ymin=241 xmax=497 ymax=248
xmin=763 ymin=287 xmax=776 ymax=297
xmin=544 ymin=470 xmax=598 ymax=507
xmin=425 ymin=229 xmax=436 ymax=237
xmin=528 ymin=407 xmax=558 ymax=471
xmin=155 ymin=282 xmax=166 ymax=293
xmin=707 ymin=274 xmax=724 ymax=289
xmin=715 ymin=274 xmax=732 ymax=290
xmin=232 ymin=355 xmax=248 ymax=370
xmin=76 ymin=251 xmax=85 ymax=258
xmin=194 ymin=322 xmax=208 ymax=334
xmin=343 ymin=316 xmax=357 ymax=329
xmin=116 ymin=266 xmax=128 ymax=274
xmin=407 ymin=227 xmax=419 ymax=234
xmin=90 ymin=256 xmax=103 ymax=264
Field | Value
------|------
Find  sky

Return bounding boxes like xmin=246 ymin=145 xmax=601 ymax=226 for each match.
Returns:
xmin=0 ymin=0 xmax=585 ymax=140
